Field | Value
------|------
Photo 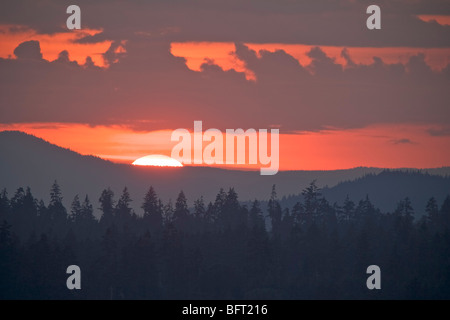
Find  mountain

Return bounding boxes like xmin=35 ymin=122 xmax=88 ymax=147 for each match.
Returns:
xmin=278 ymin=170 xmax=450 ymax=215
xmin=1 ymin=130 xmax=449 ymax=217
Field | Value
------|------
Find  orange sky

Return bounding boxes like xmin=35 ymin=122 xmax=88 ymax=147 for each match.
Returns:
xmin=417 ymin=15 xmax=450 ymax=26
xmin=171 ymin=42 xmax=450 ymax=80
xmin=1 ymin=123 xmax=449 ymax=170
xmin=1 ymin=24 xmax=449 ymax=171
xmin=1 ymin=23 xmax=449 ymax=73
xmin=0 ymin=25 xmax=112 ymax=66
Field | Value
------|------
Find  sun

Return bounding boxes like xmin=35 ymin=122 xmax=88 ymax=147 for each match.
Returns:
xmin=132 ymin=154 xmax=183 ymax=167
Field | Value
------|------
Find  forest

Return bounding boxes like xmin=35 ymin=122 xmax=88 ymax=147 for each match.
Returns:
xmin=1 ymin=180 xmax=450 ymax=299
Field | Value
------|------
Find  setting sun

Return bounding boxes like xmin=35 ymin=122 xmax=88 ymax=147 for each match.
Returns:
xmin=132 ymin=154 xmax=183 ymax=167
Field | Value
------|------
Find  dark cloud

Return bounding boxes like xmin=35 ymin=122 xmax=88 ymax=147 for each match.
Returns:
xmin=0 ymin=39 xmax=449 ymax=132
xmin=1 ymin=0 xmax=449 ymax=47
xmin=13 ymin=40 xmax=42 ymax=60
xmin=307 ymin=47 xmax=342 ymax=76
xmin=428 ymin=127 xmax=450 ymax=136
xmin=390 ymin=138 xmax=417 ymax=145
xmin=53 ymin=50 xmax=80 ymax=67
xmin=341 ymin=48 xmax=356 ymax=68
xmin=102 ymin=40 xmax=127 ymax=66
xmin=84 ymin=56 xmax=101 ymax=70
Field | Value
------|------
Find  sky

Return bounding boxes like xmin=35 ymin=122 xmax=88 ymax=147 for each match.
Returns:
xmin=0 ymin=0 xmax=449 ymax=170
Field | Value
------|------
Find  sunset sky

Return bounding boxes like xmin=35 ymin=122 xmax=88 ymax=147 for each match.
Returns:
xmin=1 ymin=0 xmax=449 ymax=170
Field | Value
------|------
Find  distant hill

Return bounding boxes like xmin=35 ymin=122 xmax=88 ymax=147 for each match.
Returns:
xmin=278 ymin=170 xmax=450 ymax=216
xmin=1 ymin=130 xmax=449 ymax=217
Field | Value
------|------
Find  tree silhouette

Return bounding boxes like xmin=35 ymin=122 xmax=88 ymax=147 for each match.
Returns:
xmin=249 ymin=200 xmax=265 ymax=232
xmin=1 ymin=180 xmax=450 ymax=299
xmin=70 ymin=195 xmax=82 ymax=223
xmin=99 ymin=188 xmax=115 ymax=227
xmin=219 ymin=188 xmax=242 ymax=229
xmin=393 ymin=197 xmax=414 ymax=239
xmin=174 ymin=191 xmax=189 ymax=220
xmin=141 ymin=186 xmax=163 ymax=234
xmin=0 ymin=189 xmax=10 ymax=218
xmin=268 ymin=185 xmax=282 ymax=237
xmin=425 ymin=197 xmax=439 ymax=228
xmin=163 ymin=199 xmax=174 ymax=224
xmin=301 ymin=180 xmax=322 ymax=224
xmin=142 ymin=187 xmax=159 ymax=218
xmin=115 ymin=187 xmax=133 ymax=228
xmin=193 ymin=196 xmax=206 ymax=219
xmin=81 ymin=195 xmax=95 ymax=222
xmin=174 ymin=190 xmax=191 ymax=230
xmin=342 ymin=195 xmax=355 ymax=222
xmin=207 ymin=188 xmax=226 ymax=226
xmin=46 ymin=181 xmax=67 ymax=237
xmin=71 ymin=195 xmax=96 ymax=238
xmin=440 ymin=195 xmax=450 ymax=228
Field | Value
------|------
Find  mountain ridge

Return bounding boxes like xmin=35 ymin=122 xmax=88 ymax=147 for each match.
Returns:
xmin=1 ymin=130 xmax=449 ymax=217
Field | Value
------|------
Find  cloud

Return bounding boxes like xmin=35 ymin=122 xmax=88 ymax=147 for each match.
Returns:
xmin=0 ymin=38 xmax=449 ymax=133
xmin=13 ymin=40 xmax=42 ymax=59
xmin=1 ymin=1 xmax=450 ymax=47
xmin=307 ymin=46 xmax=342 ymax=76
xmin=341 ymin=48 xmax=355 ymax=68
xmin=427 ymin=127 xmax=450 ymax=136
xmin=390 ymin=138 xmax=417 ymax=145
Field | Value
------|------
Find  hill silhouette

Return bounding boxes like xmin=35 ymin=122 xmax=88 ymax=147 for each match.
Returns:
xmin=2 ymin=131 xmax=450 ymax=300
xmin=1 ymin=130 xmax=449 ymax=217
xmin=278 ymin=170 xmax=450 ymax=215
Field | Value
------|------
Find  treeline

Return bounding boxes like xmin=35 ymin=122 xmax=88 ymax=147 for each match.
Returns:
xmin=1 ymin=181 xmax=450 ymax=299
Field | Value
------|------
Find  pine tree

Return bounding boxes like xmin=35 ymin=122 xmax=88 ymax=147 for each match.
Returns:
xmin=81 ymin=195 xmax=95 ymax=222
xmin=163 ymin=199 xmax=174 ymax=224
xmin=220 ymin=188 xmax=241 ymax=228
xmin=249 ymin=200 xmax=265 ymax=231
xmin=193 ymin=196 xmax=206 ymax=219
xmin=142 ymin=187 xmax=159 ymax=218
xmin=70 ymin=195 xmax=82 ymax=223
xmin=37 ymin=199 xmax=47 ymax=220
xmin=356 ymin=195 xmax=376 ymax=221
xmin=23 ymin=187 xmax=38 ymax=218
xmin=402 ymin=197 xmax=414 ymax=222
xmin=268 ymin=185 xmax=282 ymax=236
xmin=425 ymin=197 xmax=439 ymax=224
xmin=301 ymin=180 xmax=321 ymax=223
xmin=116 ymin=187 xmax=133 ymax=225
xmin=209 ymin=188 xmax=226 ymax=224
xmin=142 ymin=187 xmax=163 ymax=233
xmin=205 ymin=202 xmax=215 ymax=223
xmin=439 ymin=195 xmax=450 ymax=228
xmin=0 ymin=189 xmax=10 ymax=220
xmin=0 ymin=220 xmax=16 ymax=299
xmin=10 ymin=187 xmax=25 ymax=214
xmin=10 ymin=187 xmax=38 ymax=238
xmin=49 ymin=181 xmax=62 ymax=204
xmin=291 ymin=201 xmax=303 ymax=227
xmin=173 ymin=191 xmax=191 ymax=230
xmin=0 ymin=220 xmax=12 ymax=246
xmin=174 ymin=190 xmax=189 ymax=221
xmin=48 ymin=181 xmax=67 ymax=223
xmin=394 ymin=197 xmax=414 ymax=235
xmin=99 ymin=188 xmax=115 ymax=226
xmin=342 ymin=195 xmax=355 ymax=221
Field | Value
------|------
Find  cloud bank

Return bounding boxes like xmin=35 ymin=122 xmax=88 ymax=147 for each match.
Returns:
xmin=0 ymin=0 xmax=449 ymax=133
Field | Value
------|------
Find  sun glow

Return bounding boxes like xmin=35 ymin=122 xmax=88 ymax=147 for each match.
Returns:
xmin=132 ymin=154 xmax=183 ymax=167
